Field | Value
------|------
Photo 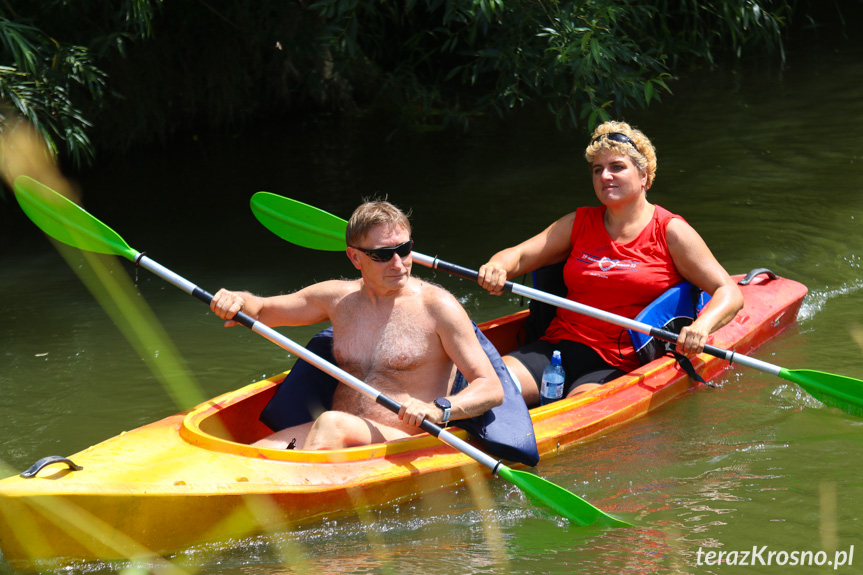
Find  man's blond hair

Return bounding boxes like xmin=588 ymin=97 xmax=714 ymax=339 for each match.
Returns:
xmin=346 ymin=200 xmax=412 ymax=247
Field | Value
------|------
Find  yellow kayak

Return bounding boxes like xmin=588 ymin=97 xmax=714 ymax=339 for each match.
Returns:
xmin=0 ymin=273 xmax=807 ymax=567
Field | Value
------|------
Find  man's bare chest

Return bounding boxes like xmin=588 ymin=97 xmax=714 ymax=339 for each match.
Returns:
xmin=332 ymin=306 xmax=438 ymax=377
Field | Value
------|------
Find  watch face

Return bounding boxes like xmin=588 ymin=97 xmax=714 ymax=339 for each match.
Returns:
xmin=435 ymin=397 xmax=451 ymax=409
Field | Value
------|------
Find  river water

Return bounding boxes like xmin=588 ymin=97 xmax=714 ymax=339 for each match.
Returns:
xmin=2 ymin=42 xmax=863 ymax=574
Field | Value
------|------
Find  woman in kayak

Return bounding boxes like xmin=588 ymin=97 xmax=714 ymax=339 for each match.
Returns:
xmin=477 ymin=120 xmax=744 ymax=405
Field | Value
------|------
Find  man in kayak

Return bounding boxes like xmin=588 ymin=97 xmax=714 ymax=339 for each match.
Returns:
xmin=210 ymin=200 xmax=505 ymax=450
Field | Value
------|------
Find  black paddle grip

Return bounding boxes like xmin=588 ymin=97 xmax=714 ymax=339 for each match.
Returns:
xmin=375 ymin=394 xmax=443 ymax=438
xmin=432 ymin=259 xmax=515 ymax=293
xmin=193 ymin=287 xmax=257 ymax=329
xmin=652 ymin=327 xmax=732 ymax=361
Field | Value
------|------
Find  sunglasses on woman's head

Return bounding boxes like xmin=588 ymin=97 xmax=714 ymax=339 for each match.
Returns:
xmin=592 ymin=132 xmax=642 ymax=155
xmin=351 ymin=239 xmax=413 ymax=262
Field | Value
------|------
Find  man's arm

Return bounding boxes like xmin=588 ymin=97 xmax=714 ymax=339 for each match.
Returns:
xmin=398 ymin=286 xmax=504 ymax=427
xmin=210 ymin=280 xmax=345 ymax=327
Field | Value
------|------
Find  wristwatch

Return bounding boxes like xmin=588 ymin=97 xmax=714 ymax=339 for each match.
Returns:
xmin=433 ymin=397 xmax=451 ymax=424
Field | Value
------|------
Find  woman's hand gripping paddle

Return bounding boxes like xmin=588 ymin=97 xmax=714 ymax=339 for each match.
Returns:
xmin=249 ymin=191 xmax=863 ymax=418
xmin=13 ymin=176 xmax=630 ymax=528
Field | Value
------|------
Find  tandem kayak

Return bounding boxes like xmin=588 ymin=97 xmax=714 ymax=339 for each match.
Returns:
xmin=0 ymin=272 xmax=807 ymax=566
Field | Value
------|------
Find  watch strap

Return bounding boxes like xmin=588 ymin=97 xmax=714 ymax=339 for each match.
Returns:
xmin=434 ymin=397 xmax=451 ymax=424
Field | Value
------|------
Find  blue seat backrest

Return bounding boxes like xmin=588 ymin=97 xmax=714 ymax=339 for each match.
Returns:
xmin=628 ymin=282 xmax=712 ymax=365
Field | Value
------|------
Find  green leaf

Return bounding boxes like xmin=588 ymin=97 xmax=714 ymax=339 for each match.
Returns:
xmin=308 ymin=0 xmax=338 ymax=12
xmin=589 ymin=37 xmax=601 ymax=65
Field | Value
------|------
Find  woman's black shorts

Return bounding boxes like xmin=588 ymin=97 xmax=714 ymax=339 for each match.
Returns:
xmin=508 ymin=339 xmax=626 ymax=395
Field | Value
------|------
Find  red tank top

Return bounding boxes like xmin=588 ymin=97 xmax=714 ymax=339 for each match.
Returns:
xmin=542 ymin=204 xmax=685 ymax=370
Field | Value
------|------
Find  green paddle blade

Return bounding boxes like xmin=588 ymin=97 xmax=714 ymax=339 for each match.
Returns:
xmin=13 ymin=176 xmax=139 ymax=262
xmin=250 ymin=192 xmax=347 ymax=251
xmin=781 ymin=368 xmax=863 ymax=416
xmin=497 ymin=466 xmax=631 ymax=527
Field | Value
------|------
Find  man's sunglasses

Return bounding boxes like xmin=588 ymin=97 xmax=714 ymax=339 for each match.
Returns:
xmin=350 ymin=239 xmax=413 ymax=262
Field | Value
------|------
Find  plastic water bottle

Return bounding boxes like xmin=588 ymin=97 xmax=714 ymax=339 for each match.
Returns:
xmin=540 ymin=350 xmax=565 ymax=405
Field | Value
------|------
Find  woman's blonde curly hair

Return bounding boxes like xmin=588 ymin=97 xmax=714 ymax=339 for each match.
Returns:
xmin=584 ymin=121 xmax=657 ymax=189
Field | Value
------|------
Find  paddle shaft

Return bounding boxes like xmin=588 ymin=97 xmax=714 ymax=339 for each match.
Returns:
xmin=244 ymin=192 xmax=863 ymax=420
xmin=133 ymin=253 xmax=503 ymax=473
xmin=246 ymin=192 xmax=779 ymax=376
xmin=411 ymin=253 xmax=784 ymax=378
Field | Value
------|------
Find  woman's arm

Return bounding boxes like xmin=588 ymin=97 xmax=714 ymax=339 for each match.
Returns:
xmin=666 ymin=218 xmax=744 ymax=355
xmin=477 ymin=212 xmax=576 ymax=295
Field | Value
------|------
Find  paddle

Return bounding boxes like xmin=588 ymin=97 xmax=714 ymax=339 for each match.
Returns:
xmin=249 ymin=192 xmax=863 ymax=417
xmin=12 ymin=176 xmax=629 ymax=528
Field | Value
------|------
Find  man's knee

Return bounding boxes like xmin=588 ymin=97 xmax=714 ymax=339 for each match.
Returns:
xmin=314 ymin=410 xmax=351 ymax=431
xmin=304 ymin=410 xmax=363 ymax=450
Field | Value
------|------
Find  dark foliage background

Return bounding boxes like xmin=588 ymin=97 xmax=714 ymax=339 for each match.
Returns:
xmin=0 ymin=0 xmax=860 ymax=167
